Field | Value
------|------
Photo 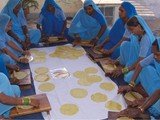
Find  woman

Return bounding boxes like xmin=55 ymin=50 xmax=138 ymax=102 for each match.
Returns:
xmin=111 ymin=15 xmax=155 ymax=84
xmin=0 ymin=72 xmax=39 ymax=118
xmin=2 ymin=0 xmax=41 ymax=50
xmin=0 ymin=13 xmax=29 ymax=65
xmin=36 ymin=0 xmax=71 ymax=40
xmin=95 ymin=2 xmax=137 ymax=59
xmin=118 ymin=39 xmax=160 ymax=117
xmin=69 ymin=0 xmax=110 ymax=45
xmin=118 ymin=89 xmax=160 ymax=119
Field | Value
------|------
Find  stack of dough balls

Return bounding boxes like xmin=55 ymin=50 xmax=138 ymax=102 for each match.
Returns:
xmin=34 ymin=67 xmax=55 ymax=92
xmin=49 ymin=46 xmax=83 ymax=60
xmin=73 ymin=67 xmax=102 ymax=86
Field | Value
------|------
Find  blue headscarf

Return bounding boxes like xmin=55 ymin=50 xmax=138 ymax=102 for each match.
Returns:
xmin=40 ymin=0 xmax=65 ymax=36
xmin=0 ymin=72 xmax=20 ymax=118
xmin=121 ymin=2 xmax=137 ymax=18
xmin=0 ymin=13 xmax=11 ymax=46
xmin=69 ymin=0 xmax=109 ymax=41
xmin=154 ymin=38 xmax=160 ymax=76
xmin=127 ymin=15 xmax=155 ymax=66
xmin=41 ymin=0 xmax=62 ymax=16
xmin=108 ymin=2 xmax=137 ymax=46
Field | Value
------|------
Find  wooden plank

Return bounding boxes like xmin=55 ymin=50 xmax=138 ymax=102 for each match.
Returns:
xmin=72 ymin=40 xmax=94 ymax=47
xmin=10 ymin=94 xmax=51 ymax=118
xmin=13 ymin=69 xmax=31 ymax=90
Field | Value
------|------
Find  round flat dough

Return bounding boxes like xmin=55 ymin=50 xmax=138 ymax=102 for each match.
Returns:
xmin=14 ymin=71 xmax=27 ymax=80
xmin=73 ymin=71 xmax=88 ymax=78
xmin=34 ymin=74 xmax=50 ymax=82
xmin=29 ymin=49 xmax=39 ymax=53
xmin=77 ymin=78 xmax=92 ymax=86
xmin=49 ymin=53 xmax=57 ymax=57
xmin=34 ymin=56 xmax=46 ymax=62
xmin=91 ymin=93 xmax=108 ymax=102
xmin=87 ymin=75 xmax=102 ymax=83
xmin=105 ymin=101 xmax=122 ymax=110
xmin=70 ymin=88 xmax=88 ymax=98
xmin=85 ymin=67 xmax=98 ymax=74
xmin=60 ymin=104 xmax=79 ymax=116
xmin=35 ymin=67 xmax=49 ymax=74
xmin=38 ymin=83 xmax=55 ymax=92
xmin=35 ymin=51 xmax=47 ymax=56
xmin=17 ymin=105 xmax=33 ymax=110
xmin=100 ymin=82 xmax=115 ymax=91
xmin=103 ymin=64 xmax=117 ymax=71
xmin=124 ymin=91 xmax=143 ymax=102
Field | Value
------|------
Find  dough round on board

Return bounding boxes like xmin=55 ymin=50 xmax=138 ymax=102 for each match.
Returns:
xmin=14 ymin=71 xmax=27 ymax=80
xmin=91 ymin=93 xmax=108 ymax=102
xmin=60 ymin=104 xmax=79 ymax=116
xmin=35 ymin=67 xmax=49 ymax=74
xmin=124 ymin=91 xmax=143 ymax=102
xmin=70 ymin=88 xmax=88 ymax=98
xmin=103 ymin=64 xmax=117 ymax=71
xmin=17 ymin=105 xmax=33 ymax=110
xmin=87 ymin=75 xmax=102 ymax=83
xmin=93 ymin=48 xmax=102 ymax=55
xmin=84 ymin=67 xmax=98 ymax=74
xmin=38 ymin=83 xmax=55 ymax=92
xmin=73 ymin=71 xmax=88 ymax=78
xmin=100 ymin=82 xmax=115 ymax=91
xmin=34 ymin=74 xmax=50 ymax=82
xmin=34 ymin=56 xmax=46 ymax=62
xmin=105 ymin=100 xmax=122 ymax=110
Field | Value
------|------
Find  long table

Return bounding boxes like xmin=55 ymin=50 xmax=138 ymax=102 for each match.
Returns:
xmin=29 ymin=44 xmax=126 ymax=120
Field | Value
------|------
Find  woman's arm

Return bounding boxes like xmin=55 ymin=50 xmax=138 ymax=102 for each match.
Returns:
xmin=7 ymin=30 xmax=22 ymax=44
xmin=61 ymin=20 xmax=67 ymax=35
xmin=139 ymin=89 xmax=160 ymax=112
xmin=7 ymin=41 xmax=24 ymax=54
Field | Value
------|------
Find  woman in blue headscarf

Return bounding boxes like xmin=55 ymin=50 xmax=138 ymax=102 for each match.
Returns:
xmin=0 ymin=13 xmax=29 ymax=65
xmin=111 ymin=15 xmax=155 ymax=83
xmin=2 ymin=0 xmax=41 ymax=50
xmin=118 ymin=38 xmax=160 ymax=117
xmin=36 ymin=0 xmax=71 ymax=40
xmin=0 ymin=72 xmax=39 ymax=118
xmin=69 ymin=0 xmax=110 ymax=45
xmin=95 ymin=2 xmax=137 ymax=59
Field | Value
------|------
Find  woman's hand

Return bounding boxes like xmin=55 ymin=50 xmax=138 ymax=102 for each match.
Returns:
xmin=21 ymin=41 xmax=28 ymax=50
xmin=90 ymin=38 xmax=97 ymax=46
xmin=22 ymin=51 xmax=31 ymax=56
xmin=25 ymin=37 xmax=31 ymax=50
xmin=118 ymin=85 xmax=133 ymax=94
xmin=111 ymin=68 xmax=123 ymax=78
xmin=10 ymin=77 xmax=20 ymax=85
xmin=94 ymin=43 xmax=104 ymax=50
xmin=9 ymin=65 xmax=20 ymax=71
xmin=19 ymin=57 xmax=29 ymax=64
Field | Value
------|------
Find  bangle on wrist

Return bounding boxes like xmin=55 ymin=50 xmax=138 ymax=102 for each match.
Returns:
xmin=122 ymin=67 xmax=129 ymax=74
xmin=138 ymin=106 xmax=144 ymax=113
xmin=23 ymin=97 xmax=30 ymax=105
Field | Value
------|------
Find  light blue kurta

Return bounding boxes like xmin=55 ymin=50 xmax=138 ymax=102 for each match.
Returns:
xmin=0 ymin=72 xmax=20 ymax=118
xmin=2 ymin=0 xmax=41 ymax=48
xmin=120 ymin=15 xmax=155 ymax=84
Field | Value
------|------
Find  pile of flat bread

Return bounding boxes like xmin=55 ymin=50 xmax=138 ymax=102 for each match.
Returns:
xmin=49 ymin=46 xmax=84 ymax=60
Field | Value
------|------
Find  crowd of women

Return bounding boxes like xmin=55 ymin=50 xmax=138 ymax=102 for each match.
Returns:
xmin=0 ymin=0 xmax=159 ymax=119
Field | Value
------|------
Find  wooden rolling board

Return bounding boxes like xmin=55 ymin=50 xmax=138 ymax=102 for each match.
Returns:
xmin=10 ymin=94 xmax=51 ymax=118
xmin=72 ymin=40 xmax=94 ymax=47
xmin=46 ymin=36 xmax=68 ymax=45
xmin=108 ymin=111 xmax=134 ymax=120
xmin=99 ymin=58 xmax=118 ymax=74
xmin=13 ymin=69 xmax=31 ymax=90
xmin=85 ymin=48 xmax=108 ymax=62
